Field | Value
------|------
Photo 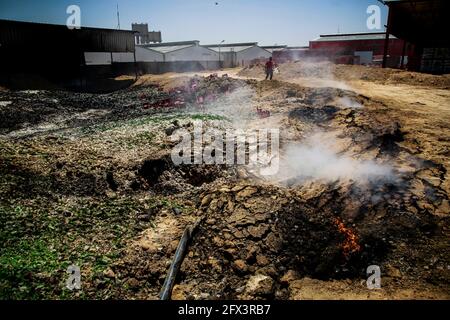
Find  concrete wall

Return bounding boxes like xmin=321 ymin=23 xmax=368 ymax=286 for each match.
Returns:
xmin=236 ymin=46 xmax=272 ymax=66
xmin=85 ymin=52 xmax=135 ymax=64
xmin=82 ymin=60 xmax=220 ymax=78
xmin=165 ymin=45 xmax=219 ymax=62
xmin=84 ymin=52 xmax=111 ymax=65
xmin=77 ymin=45 xmax=224 ymax=79
xmin=112 ymin=52 xmax=135 ymax=63
xmin=135 ymin=46 xmax=164 ymax=62
xmin=136 ymin=61 xmax=220 ymax=74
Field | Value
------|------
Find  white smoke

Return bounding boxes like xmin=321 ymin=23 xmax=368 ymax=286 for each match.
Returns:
xmin=280 ymin=59 xmax=353 ymax=90
xmin=275 ymin=131 xmax=393 ymax=184
xmin=201 ymin=86 xmax=257 ymax=128
xmin=335 ymin=96 xmax=363 ymax=109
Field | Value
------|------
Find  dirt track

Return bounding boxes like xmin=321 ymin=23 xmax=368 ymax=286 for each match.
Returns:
xmin=0 ymin=64 xmax=449 ymax=299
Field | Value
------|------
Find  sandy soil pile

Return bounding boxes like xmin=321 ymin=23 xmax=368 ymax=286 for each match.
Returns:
xmin=239 ymin=61 xmax=450 ymax=88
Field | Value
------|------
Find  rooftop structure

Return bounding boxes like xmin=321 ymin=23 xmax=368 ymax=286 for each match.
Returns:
xmin=140 ymin=41 xmax=200 ymax=53
xmin=312 ymin=32 xmax=397 ymax=42
xmin=205 ymin=42 xmax=259 ymax=53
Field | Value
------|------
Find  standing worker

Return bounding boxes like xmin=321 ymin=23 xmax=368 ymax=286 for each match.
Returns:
xmin=265 ymin=57 xmax=274 ymax=80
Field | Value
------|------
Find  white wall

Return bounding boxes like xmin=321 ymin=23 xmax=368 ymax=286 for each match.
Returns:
xmin=112 ymin=52 xmax=135 ymax=63
xmin=135 ymin=47 xmax=164 ymax=62
xmin=84 ymin=52 xmax=111 ymax=65
xmin=165 ymin=45 xmax=219 ymax=62
xmin=236 ymin=46 xmax=272 ymax=66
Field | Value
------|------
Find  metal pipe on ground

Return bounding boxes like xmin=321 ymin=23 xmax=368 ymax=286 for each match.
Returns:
xmin=159 ymin=218 xmax=203 ymax=300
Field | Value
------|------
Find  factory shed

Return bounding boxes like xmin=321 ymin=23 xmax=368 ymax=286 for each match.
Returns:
xmin=136 ymin=41 xmax=220 ymax=73
xmin=0 ymin=19 xmax=136 ymax=80
xmin=132 ymin=23 xmax=162 ymax=44
xmin=206 ymin=43 xmax=271 ymax=67
xmin=140 ymin=41 xmax=218 ymax=63
xmin=382 ymin=0 xmax=450 ymax=73
xmin=135 ymin=46 xmax=164 ymax=62
xmin=310 ymin=32 xmax=411 ymax=66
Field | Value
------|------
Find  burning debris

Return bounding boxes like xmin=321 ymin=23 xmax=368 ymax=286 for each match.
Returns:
xmin=140 ymin=74 xmax=245 ymax=110
xmin=334 ymin=218 xmax=361 ymax=258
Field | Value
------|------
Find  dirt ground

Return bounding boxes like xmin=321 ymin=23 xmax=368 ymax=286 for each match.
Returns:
xmin=0 ymin=63 xmax=449 ymax=300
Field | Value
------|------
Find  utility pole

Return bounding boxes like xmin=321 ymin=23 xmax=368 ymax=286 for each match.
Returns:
xmin=382 ymin=5 xmax=392 ymax=68
xmin=218 ymin=40 xmax=224 ymax=69
xmin=116 ymin=4 xmax=121 ymax=29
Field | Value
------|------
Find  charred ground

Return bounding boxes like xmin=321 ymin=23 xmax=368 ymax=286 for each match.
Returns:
xmin=0 ymin=67 xmax=449 ymax=299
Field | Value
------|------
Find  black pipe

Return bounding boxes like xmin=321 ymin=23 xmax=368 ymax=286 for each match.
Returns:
xmin=159 ymin=219 xmax=202 ymax=300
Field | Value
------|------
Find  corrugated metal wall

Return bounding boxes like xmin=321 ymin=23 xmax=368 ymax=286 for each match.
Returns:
xmin=0 ymin=19 xmax=135 ymax=52
xmin=0 ymin=19 xmax=135 ymax=78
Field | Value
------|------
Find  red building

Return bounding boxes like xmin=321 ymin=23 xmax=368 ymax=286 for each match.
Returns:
xmin=309 ymin=32 xmax=413 ymax=67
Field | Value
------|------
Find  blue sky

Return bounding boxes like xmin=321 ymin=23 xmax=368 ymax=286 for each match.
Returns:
xmin=0 ymin=0 xmax=388 ymax=46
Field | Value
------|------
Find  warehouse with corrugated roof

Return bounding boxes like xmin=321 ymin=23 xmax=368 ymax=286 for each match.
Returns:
xmin=206 ymin=43 xmax=271 ymax=68
xmin=0 ymin=19 xmax=136 ymax=74
xmin=309 ymin=32 xmax=412 ymax=66
xmin=136 ymin=41 xmax=220 ymax=72
xmin=139 ymin=41 xmax=218 ymax=62
xmin=135 ymin=47 xmax=164 ymax=62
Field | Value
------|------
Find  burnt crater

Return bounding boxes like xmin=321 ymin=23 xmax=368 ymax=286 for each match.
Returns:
xmin=289 ymin=105 xmax=339 ymax=123
xmin=136 ymin=155 xmax=233 ymax=194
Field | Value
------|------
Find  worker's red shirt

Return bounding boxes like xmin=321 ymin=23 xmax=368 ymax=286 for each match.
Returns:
xmin=265 ymin=60 xmax=274 ymax=70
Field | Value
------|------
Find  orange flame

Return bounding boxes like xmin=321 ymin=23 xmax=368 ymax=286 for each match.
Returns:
xmin=334 ymin=218 xmax=361 ymax=258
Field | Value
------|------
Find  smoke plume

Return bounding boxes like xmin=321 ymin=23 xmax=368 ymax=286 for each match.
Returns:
xmin=275 ymin=131 xmax=394 ymax=185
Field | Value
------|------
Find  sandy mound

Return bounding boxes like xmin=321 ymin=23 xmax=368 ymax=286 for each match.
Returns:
xmin=239 ymin=61 xmax=450 ymax=88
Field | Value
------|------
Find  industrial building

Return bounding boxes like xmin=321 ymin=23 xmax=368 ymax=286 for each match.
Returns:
xmin=0 ymin=19 xmax=222 ymax=83
xmin=130 ymin=41 xmax=220 ymax=73
xmin=261 ymin=1 xmax=450 ymax=74
xmin=140 ymin=41 xmax=218 ymax=62
xmin=261 ymin=33 xmax=410 ymax=67
xmin=4 ymin=1 xmax=447 ymax=85
xmin=132 ymin=23 xmax=162 ymax=44
xmin=206 ymin=43 xmax=272 ymax=68
xmin=381 ymin=0 xmax=450 ymax=73
xmin=84 ymin=46 xmax=166 ymax=65
xmin=0 ymin=19 xmax=135 ymax=74
xmin=309 ymin=32 xmax=412 ymax=67
xmin=135 ymin=47 xmax=164 ymax=62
